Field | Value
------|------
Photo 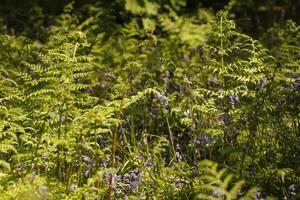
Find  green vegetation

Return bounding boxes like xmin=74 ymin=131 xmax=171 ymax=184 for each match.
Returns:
xmin=0 ymin=0 xmax=299 ymax=199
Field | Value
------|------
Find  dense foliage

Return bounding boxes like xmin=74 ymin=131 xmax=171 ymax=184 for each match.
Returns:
xmin=0 ymin=0 xmax=299 ymax=199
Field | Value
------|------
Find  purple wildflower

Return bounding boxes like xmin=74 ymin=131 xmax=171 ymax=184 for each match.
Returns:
xmin=155 ymin=93 xmax=169 ymax=107
xmin=81 ymin=155 xmax=93 ymax=166
xmin=123 ymin=169 xmax=144 ymax=191
xmin=103 ymin=173 xmax=122 ymax=188
xmin=229 ymin=95 xmax=239 ymax=106
xmin=191 ymin=171 xmax=199 ymax=177
xmin=207 ymin=77 xmax=218 ymax=82
xmin=144 ymin=161 xmax=152 ymax=167
xmin=199 ymin=134 xmax=210 ymax=144
xmin=292 ymin=79 xmax=300 ymax=90
xmin=156 ymin=93 xmax=164 ymax=102
xmin=257 ymin=77 xmax=268 ymax=90
xmin=183 ymin=110 xmax=190 ymax=117
xmin=84 ymin=168 xmax=90 ymax=178
xmin=163 ymin=70 xmax=170 ymax=84
xmin=29 ymin=171 xmax=35 ymax=184
xmin=218 ymin=114 xmax=231 ymax=123
xmin=129 ymin=182 xmax=139 ymax=190
xmin=286 ymin=73 xmax=299 ymax=79
xmin=101 ymin=159 xmax=109 ymax=168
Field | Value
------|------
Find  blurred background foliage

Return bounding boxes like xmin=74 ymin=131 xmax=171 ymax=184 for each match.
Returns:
xmin=0 ymin=0 xmax=299 ymax=39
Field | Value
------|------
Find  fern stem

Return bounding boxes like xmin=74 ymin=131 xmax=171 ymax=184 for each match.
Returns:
xmin=73 ymin=42 xmax=78 ymax=59
xmin=220 ymin=16 xmax=224 ymax=71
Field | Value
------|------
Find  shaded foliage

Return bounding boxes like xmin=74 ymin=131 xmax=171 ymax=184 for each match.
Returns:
xmin=0 ymin=0 xmax=299 ymax=199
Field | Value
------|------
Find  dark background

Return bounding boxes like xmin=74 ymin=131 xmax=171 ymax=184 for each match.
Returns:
xmin=0 ymin=0 xmax=299 ymax=39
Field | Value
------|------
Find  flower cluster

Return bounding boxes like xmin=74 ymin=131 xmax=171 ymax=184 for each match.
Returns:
xmin=218 ymin=114 xmax=231 ymax=123
xmin=103 ymin=169 xmax=144 ymax=197
xmin=229 ymin=95 xmax=239 ymax=107
xmin=81 ymin=155 xmax=94 ymax=178
xmin=123 ymin=169 xmax=144 ymax=192
xmin=253 ymin=191 xmax=266 ymax=200
xmin=155 ymin=92 xmax=169 ymax=107
xmin=207 ymin=77 xmax=218 ymax=82
xmin=81 ymin=155 xmax=93 ymax=166
xmin=200 ymin=134 xmax=211 ymax=144
xmin=257 ymin=77 xmax=268 ymax=90
xmin=103 ymin=173 xmax=122 ymax=189
xmin=189 ymin=134 xmax=214 ymax=146
xmin=163 ymin=70 xmax=170 ymax=84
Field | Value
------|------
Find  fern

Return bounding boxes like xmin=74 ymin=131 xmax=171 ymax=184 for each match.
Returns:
xmin=194 ymin=160 xmax=257 ymax=200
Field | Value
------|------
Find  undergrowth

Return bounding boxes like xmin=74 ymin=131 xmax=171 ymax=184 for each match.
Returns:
xmin=0 ymin=1 xmax=299 ymax=199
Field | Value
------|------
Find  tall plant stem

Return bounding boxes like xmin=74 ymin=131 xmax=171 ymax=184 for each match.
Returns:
xmin=165 ymin=110 xmax=176 ymax=162
xmin=107 ymin=89 xmax=127 ymax=200
xmin=220 ymin=16 xmax=224 ymax=71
